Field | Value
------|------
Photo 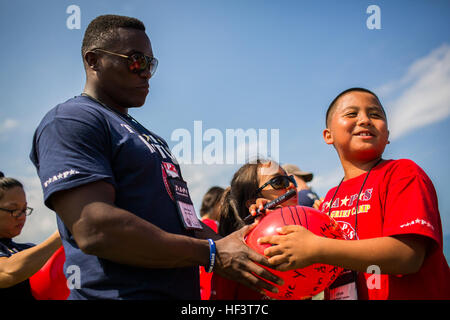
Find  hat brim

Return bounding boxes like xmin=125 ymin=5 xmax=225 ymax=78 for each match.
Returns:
xmin=294 ymin=172 xmax=313 ymax=182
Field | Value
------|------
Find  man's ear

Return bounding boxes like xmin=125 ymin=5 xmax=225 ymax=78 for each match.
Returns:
xmin=323 ymin=128 xmax=334 ymax=145
xmin=84 ymin=51 xmax=99 ymax=71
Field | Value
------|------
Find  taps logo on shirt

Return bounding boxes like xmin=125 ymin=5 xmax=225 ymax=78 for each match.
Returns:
xmin=322 ymin=188 xmax=375 ymax=240
xmin=162 ymin=162 xmax=179 ymax=178
xmin=43 ymin=169 xmax=80 ymax=188
xmin=337 ymin=221 xmax=357 ymax=240
xmin=175 ymin=184 xmax=189 ymax=198
xmin=120 ymin=123 xmax=179 ymax=165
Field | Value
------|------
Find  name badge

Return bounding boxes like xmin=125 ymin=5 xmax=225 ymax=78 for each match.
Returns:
xmin=326 ymin=270 xmax=358 ymax=300
xmin=167 ymin=177 xmax=203 ymax=230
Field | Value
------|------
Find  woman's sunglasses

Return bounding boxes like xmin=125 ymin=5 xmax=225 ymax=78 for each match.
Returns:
xmin=92 ymin=48 xmax=158 ymax=77
xmin=255 ymin=175 xmax=297 ymax=195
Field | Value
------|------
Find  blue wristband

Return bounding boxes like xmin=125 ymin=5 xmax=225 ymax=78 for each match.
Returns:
xmin=206 ymin=239 xmax=216 ymax=273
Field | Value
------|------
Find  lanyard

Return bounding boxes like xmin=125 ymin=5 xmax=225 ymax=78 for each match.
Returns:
xmin=80 ymin=93 xmax=169 ymax=149
xmin=328 ymin=158 xmax=382 ymax=239
xmin=80 ymin=94 xmax=200 ymax=230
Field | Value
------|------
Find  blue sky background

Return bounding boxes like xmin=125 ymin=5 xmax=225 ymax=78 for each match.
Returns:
xmin=1 ymin=0 xmax=449 ymax=260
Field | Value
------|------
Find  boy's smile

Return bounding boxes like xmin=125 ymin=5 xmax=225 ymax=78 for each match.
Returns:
xmin=323 ymin=91 xmax=390 ymax=163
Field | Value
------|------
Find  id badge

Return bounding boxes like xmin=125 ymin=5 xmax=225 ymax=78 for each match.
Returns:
xmin=167 ymin=177 xmax=203 ymax=230
xmin=326 ymin=269 xmax=358 ymax=300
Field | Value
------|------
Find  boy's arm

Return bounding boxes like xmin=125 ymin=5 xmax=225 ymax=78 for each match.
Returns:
xmin=259 ymin=225 xmax=429 ymax=275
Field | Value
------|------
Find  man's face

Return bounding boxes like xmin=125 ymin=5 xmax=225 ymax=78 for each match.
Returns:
xmin=323 ymin=91 xmax=389 ymax=163
xmin=95 ymin=28 xmax=153 ymax=110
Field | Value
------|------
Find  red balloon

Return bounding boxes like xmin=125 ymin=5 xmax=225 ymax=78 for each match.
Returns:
xmin=245 ymin=205 xmax=345 ymax=300
xmin=29 ymin=246 xmax=70 ymax=300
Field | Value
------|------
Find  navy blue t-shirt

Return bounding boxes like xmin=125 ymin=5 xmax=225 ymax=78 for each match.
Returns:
xmin=29 ymin=95 xmax=199 ymax=299
xmin=297 ymin=189 xmax=320 ymax=208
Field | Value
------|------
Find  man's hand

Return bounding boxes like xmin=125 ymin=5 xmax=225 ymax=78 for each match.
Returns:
xmin=214 ymin=223 xmax=283 ymax=295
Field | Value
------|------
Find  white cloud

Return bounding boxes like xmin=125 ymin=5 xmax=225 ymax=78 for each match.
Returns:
xmin=378 ymin=44 xmax=450 ymax=140
xmin=0 ymin=118 xmax=19 ymax=134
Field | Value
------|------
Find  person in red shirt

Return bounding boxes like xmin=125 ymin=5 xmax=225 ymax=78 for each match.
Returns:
xmin=211 ymin=159 xmax=298 ymax=300
xmin=256 ymin=88 xmax=450 ymax=300
xmin=198 ymin=186 xmax=223 ymax=300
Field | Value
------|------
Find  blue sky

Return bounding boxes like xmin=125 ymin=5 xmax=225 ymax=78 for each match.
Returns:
xmin=1 ymin=0 xmax=449 ymax=259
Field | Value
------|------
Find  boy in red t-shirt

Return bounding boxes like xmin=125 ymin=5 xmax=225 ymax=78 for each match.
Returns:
xmin=257 ymin=88 xmax=450 ymax=299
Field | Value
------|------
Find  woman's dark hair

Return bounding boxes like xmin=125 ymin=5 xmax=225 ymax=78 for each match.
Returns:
xmin=200 ymin=186 xmax=225 ymax=218
xmin=218 ymin=159 xmax=270 ymax=237
xmin=0 ymin=172 xmax=23 ymax=200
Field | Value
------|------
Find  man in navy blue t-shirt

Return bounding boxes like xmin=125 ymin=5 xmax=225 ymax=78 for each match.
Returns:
xmin=29 ymin=15 xmax=280 ymax=300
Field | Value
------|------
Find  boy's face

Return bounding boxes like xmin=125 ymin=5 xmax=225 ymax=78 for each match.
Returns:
xmin=323 ymin=91 xmax=389 ymax=163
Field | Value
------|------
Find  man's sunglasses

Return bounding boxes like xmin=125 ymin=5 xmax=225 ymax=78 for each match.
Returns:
xmin=92 ymin=49 xmax=158 ymax=77
xmin=255 ymin=175 xmax=297 ymax=195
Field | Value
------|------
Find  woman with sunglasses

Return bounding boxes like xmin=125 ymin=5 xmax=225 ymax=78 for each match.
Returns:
xmin=210 ymin=159 xmax=297 ymax=300
xmin=0 ymin=172 xmax=61 ymax=299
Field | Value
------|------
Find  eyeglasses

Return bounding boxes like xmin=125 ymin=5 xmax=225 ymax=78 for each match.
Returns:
xmin=92 ymin=48 xmax=158 ymax=77
xmin=255 ymin=175 xmax=297 ymax=195
xmin=0 ymin=206 xmax=34 ymax=218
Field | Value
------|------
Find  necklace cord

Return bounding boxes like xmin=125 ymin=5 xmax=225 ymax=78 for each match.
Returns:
xmin=328 ymin=158 xmax=382 ymax=239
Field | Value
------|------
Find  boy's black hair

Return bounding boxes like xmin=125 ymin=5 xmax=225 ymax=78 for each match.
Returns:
xmin=81 ymin=14 xmax=146 ymax=60
xmin=325 ymin=87 xmax=386 ymax=127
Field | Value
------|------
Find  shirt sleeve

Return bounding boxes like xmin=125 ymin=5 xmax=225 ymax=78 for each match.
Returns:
xmin=31 ymin=107 xmax=116 ymax=209
xmin=381 ymin=160 xmax=442 ymax=247
xmin=0 ymin=242 xmax=34 ymax=258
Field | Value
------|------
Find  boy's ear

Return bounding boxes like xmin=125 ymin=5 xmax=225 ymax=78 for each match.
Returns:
xmin=387 ymin=130 xmax=390 ymax=144
xmin=323 ymin=128 xmax=334 ymax=145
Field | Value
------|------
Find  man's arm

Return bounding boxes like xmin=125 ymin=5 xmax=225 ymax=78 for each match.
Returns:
xmin=51 ymin=180 xmax=282 ymax=293
xmin=194 ymin=221 xmax=221 ymax=241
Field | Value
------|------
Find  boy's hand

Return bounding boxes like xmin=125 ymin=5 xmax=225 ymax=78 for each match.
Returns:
xmin=257 ymin=225 xmax=321 ymax=271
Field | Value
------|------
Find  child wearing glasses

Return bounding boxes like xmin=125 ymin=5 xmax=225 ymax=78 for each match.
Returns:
xmin=210 ymin=159 xmax=298 ymax=300
xmin=0 ymin=172 xmax=61 ymax=299
xmin=255 ymin=88 xmax=450 ymax=300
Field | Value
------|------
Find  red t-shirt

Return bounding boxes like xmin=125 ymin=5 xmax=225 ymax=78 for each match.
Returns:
xmin=199 ymin=218 xmax=218 ymax=300
xmin=321 ymin=159 xmax=450 ymax=300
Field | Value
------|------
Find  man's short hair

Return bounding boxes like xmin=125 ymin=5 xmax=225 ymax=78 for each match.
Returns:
xmin=81 ymin=14 xmax=146 ymax=59
xmin=325 ymin=87 xmax=386 ymax=127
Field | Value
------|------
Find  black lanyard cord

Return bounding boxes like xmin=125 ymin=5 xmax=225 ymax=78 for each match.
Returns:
xmin=328 ymin=158 xmax=383 ymax=239
xmin=80 ymin=93 xmax=169 ymax=148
